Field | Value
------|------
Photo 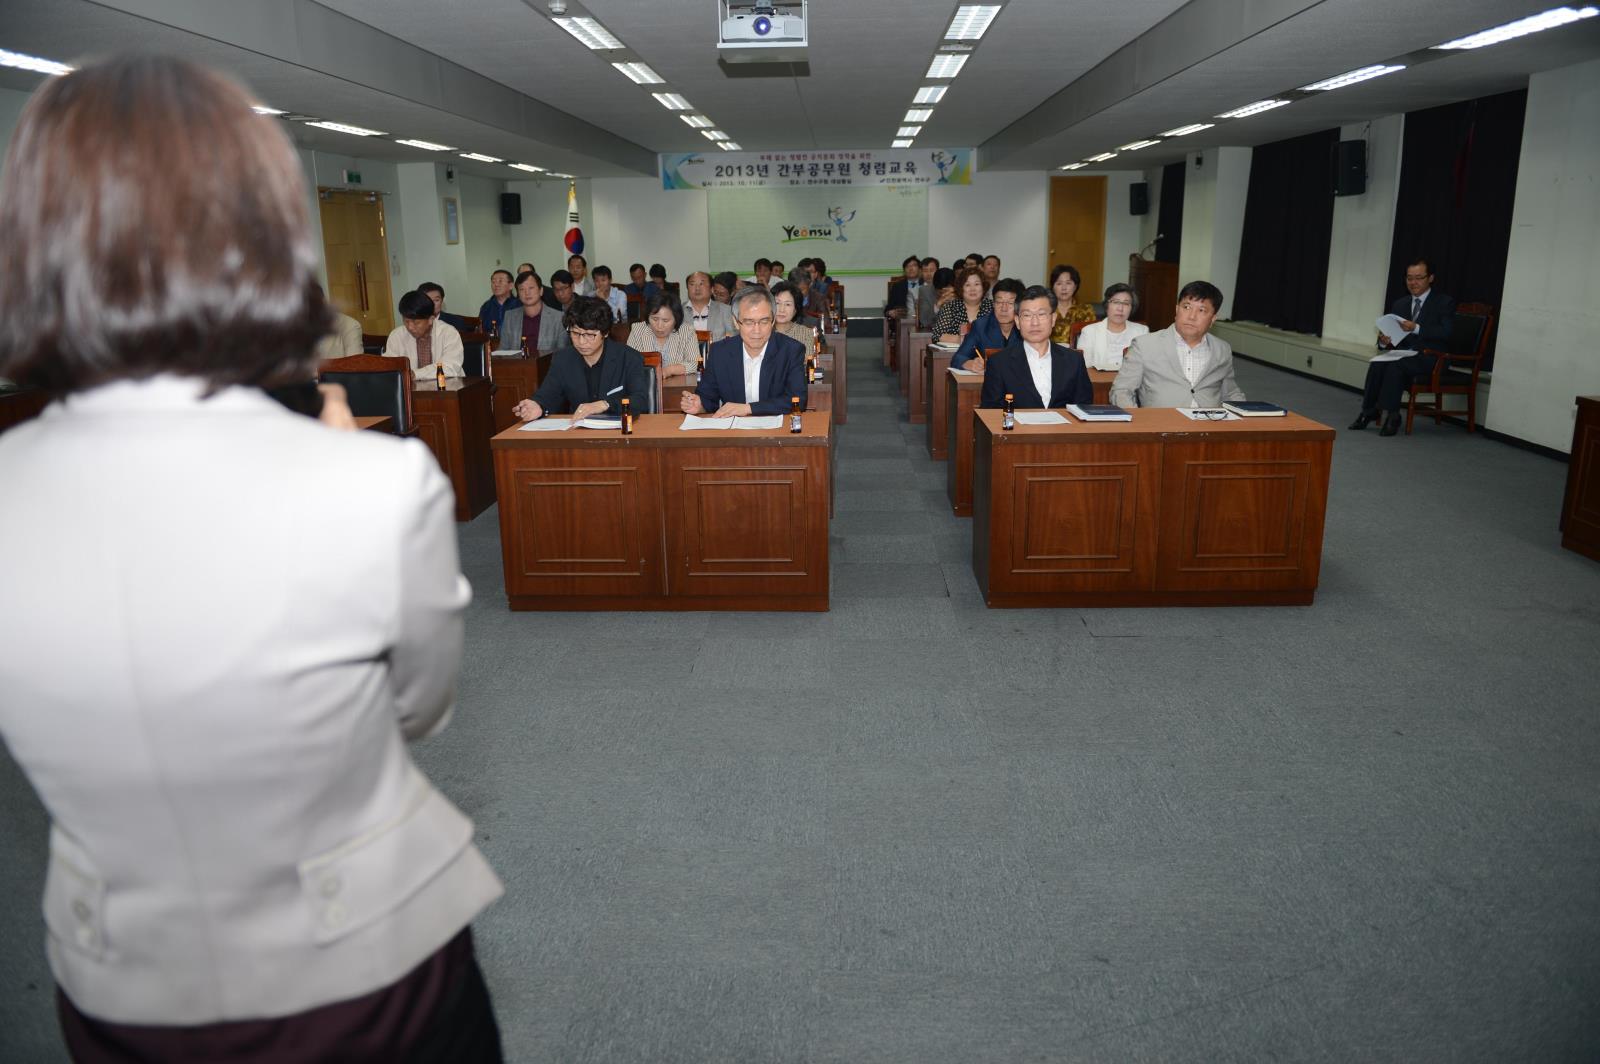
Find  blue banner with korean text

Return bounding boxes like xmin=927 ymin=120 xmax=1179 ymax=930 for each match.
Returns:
xmin=661 ymin=148 xmax=975 ymax=190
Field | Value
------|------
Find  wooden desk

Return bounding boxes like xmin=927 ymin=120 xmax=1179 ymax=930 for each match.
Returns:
xmin=1560 ymin=395 xmax=1600 ymax=563
xmin=945 ymin=370 xmax=985 ymax=515
xmin=355 ymin=415 xmax=394 ymax=432
xmin=906 ymin=341 xmax=942 ymax=425
xmin=0 ymin=387 xmax=50 ymax=436
xmin=972 ymin=409 xmax=1334 ymax=607
xmin=662 ymin=372 xmax=832 ymax=414
xmin=491 ymin=412 xmax=832 ymax=611
xmin=820 ymin=331 xmax=847 ymax=425
xmin=1090 ymin=369 xmax=1115 ymax=405
xmin=925 ymin=348 xmax=954 ymax=458
xmin=414 ymin=377 xmax=496 ymax=522
xmin=489 ymin=352 xmax=551 ymax=432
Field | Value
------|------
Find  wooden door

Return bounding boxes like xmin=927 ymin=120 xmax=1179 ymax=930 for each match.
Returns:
xmin=319 ymin=189 xmax=394 ymax=334
xmin=1047 ymin=176 xmax=1107 ymax=301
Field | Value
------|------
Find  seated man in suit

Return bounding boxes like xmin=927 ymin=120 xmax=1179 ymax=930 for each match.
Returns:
xmin=1110 ymin=280 xmax=1245 ymax=408
xmin=623 ymin=262 xmax=659 ymax=300
xmin=952 ymin=277 xmax=1023 ymax=372
xmin=1350 ymin=258 xmax=1458 ymax=436
xmin=681 ymin=286 xmax=807 ymax=418
xmin=884 ymin=255 xmax=922 ymax=322
xmin=477 ymin=269 xmax=519 ymax=339
xmin=979 ymin=284 xmax=1092 ymax=409
xmin=383 ymin=289 xmax=463 ymax=380
xmin=683 ymin=271 xmax=736 ymax=341
xmin=513 ymin=297 xmax=649 ymax=421
xmin=500 ymin=270 xmax=568 ymax=354
xmin=916 ymin=259 xmax=944 ymax=328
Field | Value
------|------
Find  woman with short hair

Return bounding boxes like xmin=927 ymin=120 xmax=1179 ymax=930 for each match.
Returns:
xmin=771 ymin=281 xmax=818 ymax=349
xmin=1076 ymin=283 xmax=1148 ymax=371
xmin=627 ymin=290 xmax=700 ymax=377
xmin=931 ymin=265 xmax=993 ymax=345
xmin=1049 ymin=264 xmax=1098 ymax=343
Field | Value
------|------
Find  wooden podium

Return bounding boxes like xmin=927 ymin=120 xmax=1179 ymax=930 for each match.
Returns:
xmin=1129 ymin=255 xmax=1178 ymax=333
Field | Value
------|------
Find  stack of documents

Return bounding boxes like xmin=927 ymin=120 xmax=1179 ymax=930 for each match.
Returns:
xmin=1014 ymin=411 xmax=1069 ymax=426
xmin=678 ymin=415 xmax=785 ymax=431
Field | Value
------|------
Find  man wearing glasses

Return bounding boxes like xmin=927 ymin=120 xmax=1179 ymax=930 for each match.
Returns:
xmin=1110 ymin=280 xmax=1245 ymax=409
xmin=951 ymin=277 xmax=1024 ymax=373
xmin=513 ymin=296 xmax=649 ymax=421
xmin=979 ymin=284 xmax=1093 ymax=410
xmin=681 ymin=286 xmax=807 ymax=418
xmin=1349 ymin=258 xmax=1457 ymax=437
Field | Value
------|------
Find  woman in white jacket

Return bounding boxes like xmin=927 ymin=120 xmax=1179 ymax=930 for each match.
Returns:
xmin=0 ymin=55 xmax=503 ymax=1062
xmin=1075 ymin=283 xmax=1149 ymax=372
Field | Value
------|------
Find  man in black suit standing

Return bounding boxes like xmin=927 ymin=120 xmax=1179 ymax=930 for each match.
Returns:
xmin=513 ymin=297 xmax=649 ymax=421
xmin=1350 ymin=258 xmax=1458 ymax=437
xmin=884 ymin=255 xmax=922 ymax=322
xmin=980 ymin=284 xmax=1093 ymax=410
xmin=681 ymin=286 xmax=807 ymax=417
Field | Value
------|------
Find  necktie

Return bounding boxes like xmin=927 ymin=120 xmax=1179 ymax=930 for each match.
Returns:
xmin=1411 ymin=297 xmax=1421 ymax=320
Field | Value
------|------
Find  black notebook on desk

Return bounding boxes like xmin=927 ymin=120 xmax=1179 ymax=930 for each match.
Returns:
xmin=1066 ymin=404 xmax=1133 ymax=422
xmin=1223 ymin=401 xmax=1287 ymax=417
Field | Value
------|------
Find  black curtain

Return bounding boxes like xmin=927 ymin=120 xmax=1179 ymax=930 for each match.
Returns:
xmin=1154 ymin=161 xmax=1184 ymax=263
xmin=1387 ymin=88 xmax=1525 ymax=367
xmin=1232 ymin=128 xmax=1339 ymax=334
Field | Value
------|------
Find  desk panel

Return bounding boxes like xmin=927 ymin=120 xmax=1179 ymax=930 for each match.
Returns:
xmin=414 ymin=376 xmax=495 ymax=521
xmin=925 ymin=349 xmax=952 ymax=455
xmin=945 ymin=370 xmax=983 ymax=516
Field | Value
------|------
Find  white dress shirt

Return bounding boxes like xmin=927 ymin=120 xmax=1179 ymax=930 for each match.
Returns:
xmin=689 ymin=300 xmax=712 ymax=332
xmin=1175 ymin=332 xmax=1210 ymax=397
xmin=597 ymin=286 xmax=628 ymax=324
xmin=572 ymin=275 xmax=596 ymax=297
xmin=742 ymin=340 xmax=768 ymax=404
xmin=1023 ymin=340 xmax=1053 ymax=407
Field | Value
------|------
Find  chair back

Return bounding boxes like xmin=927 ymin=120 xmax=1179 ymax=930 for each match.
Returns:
xmin=319 ymin=354 xmax=414 ymax=433
xmin=626 ymin=292 xmax=644 ymax=322
xmin=608 ymin=322 xmax=631 ymax=343
xmin=639 ymin=351 xmax=663 ymax=414
xmin=459 ymin=331 xmax=489 ymax=377
xmin=360 ymin=333 xmax=387 ymax=355
xmin=664 ymin=281 xmax=681 ymax=296
xmin=1446 ymin=302 xmax=1496 ymax=360
xmin=1068 ymin=320 xmax=1089 ymax=346
xmin=459 ymin=315 xmax=482 ymax=331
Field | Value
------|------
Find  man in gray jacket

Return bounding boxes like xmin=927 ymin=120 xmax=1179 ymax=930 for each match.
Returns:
xmin=499 ymin=270 xmax=568 ymax=354
xmin=1110 ymin=280 xmax=1245 ymax=409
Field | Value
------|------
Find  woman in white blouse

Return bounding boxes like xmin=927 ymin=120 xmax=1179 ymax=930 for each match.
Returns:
xmin=626 ymin=291 xmax=701 ymax=377
xmin=1075 ymin=283 xmax=1149 ymax=371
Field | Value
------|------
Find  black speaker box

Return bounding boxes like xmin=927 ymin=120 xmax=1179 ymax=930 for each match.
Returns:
xmin=1129 ymin=182 xmax=1150 ymax=215
xmin=1333 ymin=140 xmax=1366 ymax=197
xmin=500 ymin=193 xmax=522 ymax=224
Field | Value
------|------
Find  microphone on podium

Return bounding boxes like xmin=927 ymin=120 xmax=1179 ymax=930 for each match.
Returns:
xmin=1137 ymin=233 xmax=1165 ymax=259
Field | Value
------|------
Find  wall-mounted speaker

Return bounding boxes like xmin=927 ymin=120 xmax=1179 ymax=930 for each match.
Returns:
xmin=1333 ymin=140 xmax=1366 ymax=197
xmin=500 ymin=193 xmax=522 ymax=225
xmin=1129 ymin=182 xmax=1150 ymax=215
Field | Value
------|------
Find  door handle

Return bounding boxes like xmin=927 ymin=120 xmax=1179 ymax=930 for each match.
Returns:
xmin=356 ymin=262 xmax=369 ymax=312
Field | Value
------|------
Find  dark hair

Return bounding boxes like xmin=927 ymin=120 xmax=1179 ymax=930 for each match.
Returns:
xmin=932 ymin=267 xmax=955 ymax=290
xmin=417 ymin=282 xmax=443 ymax=298
xmin=982 ymin=255 xmax=1001 ymax=267
xmin=769 ymin=260 xmax=784 ymax=271
xmin=592 ymin=265 xmax=612 ymax=281
xmin=990 ymin=278 xmax=1026 ymax=302
xmin=713 ymin=271 xmax=738 ymax=293
xmin=515 ymin=270 xmax=542 ymax=289
xmin=629 ymin=262 xmax=646 ymax=275
xmin=491 ymin=269 xmax=514 ymax=283
xmin=921 ymin=256 xmax=939 ymax=268
xmin=550 ymin=269 xmax=574 ymax=287
xmin=769 ymin=280 xmax=806 ymax=320
xmin=811 ymin=258 xmax=827 ymax=276
xmin=398 ymin=290 xmax=436 ymax=320
xmin=563 ymin=295 xmax=613 ymax=334
xmin=1177 ymin=280 xmax=1224 ymax=313
xmin=1406 ymin=258 xmax=1433 ymax=276
xmin=1103 ymin=282 xmax=1139 ymax=315
xmin=0 ymin=55 xmax=329 ymax=394
xmin=797 ymin=257 xmax=813 ymax=270
xmin=954 ymin=265 xmax=986 ymax=296
xmin=567 ymin=253 xmax=586 ymax=267
xmin=1049 ymin=264 xmax=1083 ymax=297
xmin=785 ymin=268 xmax=810 ymax=295
xmin=902 ymin=255 xmax=920 ymax=269
xmin=755 ymin=257 xmax=772 ymax=270
xmin=966 ymin=252 xmax=983 ymax=265
xmin=1018 ymin=283 xmax=1058 ymax=314
xmin=649 ymin=263 xmax=667 ymax=279
xmin=643 ymin=291 xmax=683 ymax=329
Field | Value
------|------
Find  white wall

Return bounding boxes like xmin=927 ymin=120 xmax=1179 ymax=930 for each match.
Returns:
xmin=1102 ymin=170 xmax=1146 ymax=293
xmin=1487 ymin=57 xmax=1600 ymax=453
xmin=589 ymin=176 xmax=710 ymax=286
xmin=458 ymin=172 xmax=514 ymax=297
xmin=394 ymin=163 xmax=468 ymax=301
xmin=1321 ymin=115 xmax=1404 ymax=345
xmin=1178 ymin=147 xmax=1252 ymax=314
xmin=930 ymin=170 xmax=1048 ymax=284
xmin=506 ymin=178 xmax=594 ymax=279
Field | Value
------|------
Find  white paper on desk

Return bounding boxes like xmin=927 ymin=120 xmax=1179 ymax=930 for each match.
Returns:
xmin=1175 ymin=407 xmax=1241 ymax=421
xmin=1375 ymin=313 xmax=1412 ymax=348
xmin=1015 ymin=411 xmax=1068 ymax=425
xmin=731 ymin=416 xmax=783 ymax=430
xmin=679 ymin=414 xmax=732 ymax=430
xmin=518 ymin=418 xmax=574 ymax=431
xmin=577 ymin=417 xmax=622 ymax=430
xmin=492 ymin=348 xmax=522 ymax=357
xmin=949 ymin=368 xmax=982 ymax=376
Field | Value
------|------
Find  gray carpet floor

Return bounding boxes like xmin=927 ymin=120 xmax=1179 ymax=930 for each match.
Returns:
xmin=3 ymin=340 xmax=1599 ymax=1062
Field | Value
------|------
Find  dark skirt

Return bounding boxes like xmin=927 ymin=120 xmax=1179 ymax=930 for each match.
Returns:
xmin=56 ymin=927 xmax=502 ymax=1064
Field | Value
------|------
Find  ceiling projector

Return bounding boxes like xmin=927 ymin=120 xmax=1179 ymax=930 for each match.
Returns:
xmin=718 ymin=0 xmax=808 ymax=63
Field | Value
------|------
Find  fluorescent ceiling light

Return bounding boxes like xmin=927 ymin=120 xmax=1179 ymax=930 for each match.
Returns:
xmin=552 ymin=16 xmax=624 ymax=50
xmin=251 ymin=105 xmax=287 ymax=116
xmin=926 ymin=53 xmax=969 ymax=78
xmin=945 ymin=4 xmax=1002 ymax=40
xmin=0 ymin=48 xmax=73 ymax=77
xmin=719 ymin=142 xmax=742 ymax=151
xmin=550 ymin=172 xmax=574 ymax=179
xmin=897 ymin=126 xmax=923 ymax=137
xmin=1215 ymin=99 xmax=1291 ymax=118
xmin=1435 ymin=6 xmax=1597 ymax=48
xmin=653 ymin=92 xmax=692 ymax=110
xmin=460 ymin=152 xmax=503 ymax=163
xmin=305 ymin=120 xmax=384 ymax=137
xmin=1059 ymin=163 xmax=1087 ymax=170
xmin=702 ymin=130 xmax=728 ymax=141
xmin=1084 ymin=152 xmax=1118 ymax=163
xmin=892 ymin=139 xmax=915 ymax=148
xmin=914 ymin=85 xmax=948 ymax=104
xmin=1119 ymin=139 xmax=1161 ymax=151
xmin=509 ymin=163 xmax=544 ymax=173
xmin=612 ymin=61 xmax=663 ymax=84
xmin=1161 ymin=122 xmax=1214 ymax=137
xmin=680 ymin=114 xmax=714 ymax=128
xmin=905 ymin=108 xmax=934 ymax=122
xmin=1301 ymin=64 xmax=1405 ymax=91
xmin=396 ymin=139 xmax=454 ymax=151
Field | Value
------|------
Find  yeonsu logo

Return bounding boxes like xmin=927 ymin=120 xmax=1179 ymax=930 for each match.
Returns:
xmin=782 ymin=206 xmax=858 ymax=244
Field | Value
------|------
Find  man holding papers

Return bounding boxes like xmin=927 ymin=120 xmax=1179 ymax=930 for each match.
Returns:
xmin=682 ymin=287 xmax=807 ymax=418
xmin=514 ymin=297 xmax=648 ymax=422
xmin=1350 ymin=258 xmax=1458 ymax=436
xmin=979 ymin=285 xmax=1092 ymax=409
xmin=1110 ymin=280 xmax=1245 ymax=409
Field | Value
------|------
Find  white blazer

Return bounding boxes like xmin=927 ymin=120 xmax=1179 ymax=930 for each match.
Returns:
xmin=383 ymin=317 xmax=464 ymax=379
xmin=1076 ymin=319 xmax=1148 ymax=372
xmin=0 ymin=376 xmax=502 ymax=1025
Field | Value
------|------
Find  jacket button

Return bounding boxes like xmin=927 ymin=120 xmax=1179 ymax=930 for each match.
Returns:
xmin=72 ymin=900 xmax=92 ymax=922
xmin=76 ymin=925 xmax=96 ymax=949
xmin=323 ymin=902 xmax=347 ymax=928
xmin=320 ymin=876 xmax=342 ymax=898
